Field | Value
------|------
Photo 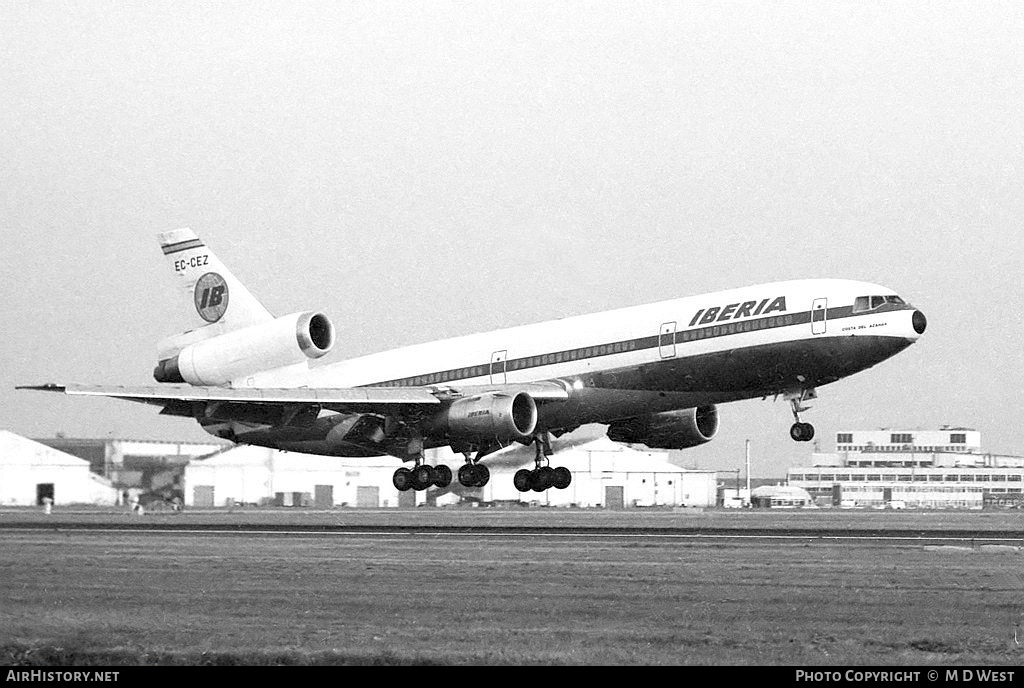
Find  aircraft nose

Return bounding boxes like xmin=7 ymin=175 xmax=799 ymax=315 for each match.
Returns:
xmin=912 ymin=310 xmax=927 ymax=335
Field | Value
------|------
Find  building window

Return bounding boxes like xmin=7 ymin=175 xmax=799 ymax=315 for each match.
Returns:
xmin=950 ymin=433 xmax=966 ymax=444
xmin=837 ymin=433 xmax=853 ymax=444
xmin=891 ymin=433 xmax=913 ymax=444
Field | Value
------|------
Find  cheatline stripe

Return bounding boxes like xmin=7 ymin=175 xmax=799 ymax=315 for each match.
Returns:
xmin=161 ymin=238 xmax=205 ymax=255
xmin=365 ymin=304 xmax=915 ymax=388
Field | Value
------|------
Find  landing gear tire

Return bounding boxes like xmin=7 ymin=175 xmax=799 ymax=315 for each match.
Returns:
xmin=433 ymin=464 xmax=452 ymax=488
xmin=458 ymin=463 xmax=476 ymax=487
xmin=514 ymin=469 xmax=532 ymax=493
xmin=411 ymin=464 xmax=435 ymax=490
xmin=472 ymin=463 xmax=490 ymax=488
xmin=393 ymin=467 xmax=413 ymax=492
xmin=532 ymin=466 xmax=555 ymax=492
xmin=790 ymin=422 xmax=815 ymax=442
xmin=552 ymin=466 xmax=572 ymax=490
xmin=458 ymin=463 xmax=489 ymax=488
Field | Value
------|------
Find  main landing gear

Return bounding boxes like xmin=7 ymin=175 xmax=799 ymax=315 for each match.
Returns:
xmin=392 ymin=462 xmax=452 ymax=492
xmin=392 ymin=436 xmax=454 ymax=492
xmin=787 ymin=389 xmax=816 ymax=443
xmin=514 ymin=433 xmax=572 ymax=493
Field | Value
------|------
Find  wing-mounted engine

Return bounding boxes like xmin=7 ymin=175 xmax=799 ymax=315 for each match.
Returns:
xmin=607 ymin=405 xmax=719 ymax=450
xmin=432 ymin=391 xmax=538 ymax=444
xmin=153 ymin=311 xmax=334 ymax=386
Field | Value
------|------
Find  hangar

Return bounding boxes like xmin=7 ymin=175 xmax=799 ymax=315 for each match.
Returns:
xmin=183 ymin=446 xmax=401 ymax=507
xmin=0 ymin=431 xmax=119 ymax=506
xmin=183 ymin=436 xmax=718 ymax=509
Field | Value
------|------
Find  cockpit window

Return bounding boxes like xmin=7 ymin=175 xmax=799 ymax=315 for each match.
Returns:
xmin=854 ymin=294 xmax=906 ymax=313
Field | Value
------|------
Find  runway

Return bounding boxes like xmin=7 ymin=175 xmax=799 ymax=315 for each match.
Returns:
xmin=2 ymin=509 xmax=1023 ymax=665
xmin=1 ymin=522 xmax=1023 ymax=545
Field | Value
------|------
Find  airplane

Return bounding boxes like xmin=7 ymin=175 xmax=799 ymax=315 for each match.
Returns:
xmin=20 ymin=228 xmax=927 ymax=494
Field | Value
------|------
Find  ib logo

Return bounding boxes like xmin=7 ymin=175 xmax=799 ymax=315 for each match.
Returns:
xmin=194 ymin=272 xmax=229 ymax=323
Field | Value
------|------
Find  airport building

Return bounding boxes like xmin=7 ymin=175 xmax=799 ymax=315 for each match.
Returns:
xmin=183 ymin=436 xmax=718 ymax=509
xmin=1 ymin=429 xmax=715 ymax=509
xmin=787 ymin=427 xmax=1024 ymax=509
xmin=750 ymin=484 xmax=814 ymax=508
xmin=0 ymin=431 xmax=119 ymax=506
xmin=34 ymin=436 xmax=228 ymax=503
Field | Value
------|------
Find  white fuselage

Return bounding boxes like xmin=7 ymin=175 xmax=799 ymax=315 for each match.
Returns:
xmin=301 ymin=278 xmax=922 ymax=395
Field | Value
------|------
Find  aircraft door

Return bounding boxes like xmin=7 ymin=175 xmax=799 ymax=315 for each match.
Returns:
xmin=490 ymin=350 xmax=507 ymax=384
xmin=811 ymin=298 xmax=828 ymax=335
xmin=659 ymin=322 xmax=676 ymax=359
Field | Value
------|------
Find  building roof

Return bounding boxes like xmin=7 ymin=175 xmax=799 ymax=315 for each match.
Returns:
xmin=751 ymin=484 xmax=813 ymax=500
xmin=0 ymin=431 xmax=91 ymax=467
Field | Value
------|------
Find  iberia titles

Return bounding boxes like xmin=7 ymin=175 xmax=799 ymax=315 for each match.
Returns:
xmin=688 ymin=296 xmax=787 ymax=327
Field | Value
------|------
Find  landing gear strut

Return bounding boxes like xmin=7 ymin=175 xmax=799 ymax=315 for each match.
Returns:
xmin=787 ymin=391 xmax=816 ymax=443
xmin=514 ymin=432 xmax=572 ymax=493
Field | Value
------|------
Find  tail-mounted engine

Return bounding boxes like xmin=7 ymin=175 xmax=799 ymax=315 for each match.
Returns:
xmin=607 ymin=405 xmax=719 ymax=450
xmin=154 ymin=311 xmax=334 ymax=386
xmin=434 ymin=391 xmax=538 ymax=444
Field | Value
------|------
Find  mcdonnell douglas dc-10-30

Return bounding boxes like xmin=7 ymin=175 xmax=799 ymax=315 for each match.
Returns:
xmin=21 ymin=229 xmax=927 ymax=493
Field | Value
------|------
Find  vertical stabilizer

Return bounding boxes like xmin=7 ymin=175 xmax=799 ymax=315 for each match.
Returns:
xmin=157 ymin=229 xmax=274 ymax=355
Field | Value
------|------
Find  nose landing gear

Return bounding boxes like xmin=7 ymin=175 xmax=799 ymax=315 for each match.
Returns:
xmin=785 ymin=389 xmax=816 ymax=443
xmin=790 ymin=421 xmax=815 ymax=442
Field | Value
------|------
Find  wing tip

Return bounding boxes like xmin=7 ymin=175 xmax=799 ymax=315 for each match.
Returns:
xmin=15 ymin=383 xmax=67 ymax=392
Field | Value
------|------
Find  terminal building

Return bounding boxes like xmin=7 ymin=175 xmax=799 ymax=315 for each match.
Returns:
xmin=787 ymin=427 xmax=1024 ymax=509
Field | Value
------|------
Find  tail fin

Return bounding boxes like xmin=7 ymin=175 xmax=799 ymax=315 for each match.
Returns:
xmin=157 ymin=229 xmax=274 ymax=357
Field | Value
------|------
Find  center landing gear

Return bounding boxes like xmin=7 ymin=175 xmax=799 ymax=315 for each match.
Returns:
xmin=514 ymin=433 xmax=572 ymax=493
xmin=786 ymin=390 xmax=816 ymax=443
xmin=457 ymin=447 xmax=492 ymax=488
xmin=392 ymin=438 xmax=453 ymax=492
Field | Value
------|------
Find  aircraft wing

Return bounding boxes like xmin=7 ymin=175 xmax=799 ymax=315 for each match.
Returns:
xmin=17 ymin=381 xmax=570 ymax=415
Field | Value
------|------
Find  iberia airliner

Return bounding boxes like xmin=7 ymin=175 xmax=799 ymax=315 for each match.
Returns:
xmin=21 ymin=229 xmax=926 ymax=494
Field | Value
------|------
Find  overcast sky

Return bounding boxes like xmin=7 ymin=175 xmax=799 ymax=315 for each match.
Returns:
xmin=2 ymin=1 xmax=1022 ymax=476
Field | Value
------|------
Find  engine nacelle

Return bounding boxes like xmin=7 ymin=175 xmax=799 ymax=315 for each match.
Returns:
xmin=606 ymin=405 xmax=719 ymax=450
xmin=438 ymin=391 xmax=538 ymax=443
xmin=153 ymin=311 xmax=334 ymax=386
